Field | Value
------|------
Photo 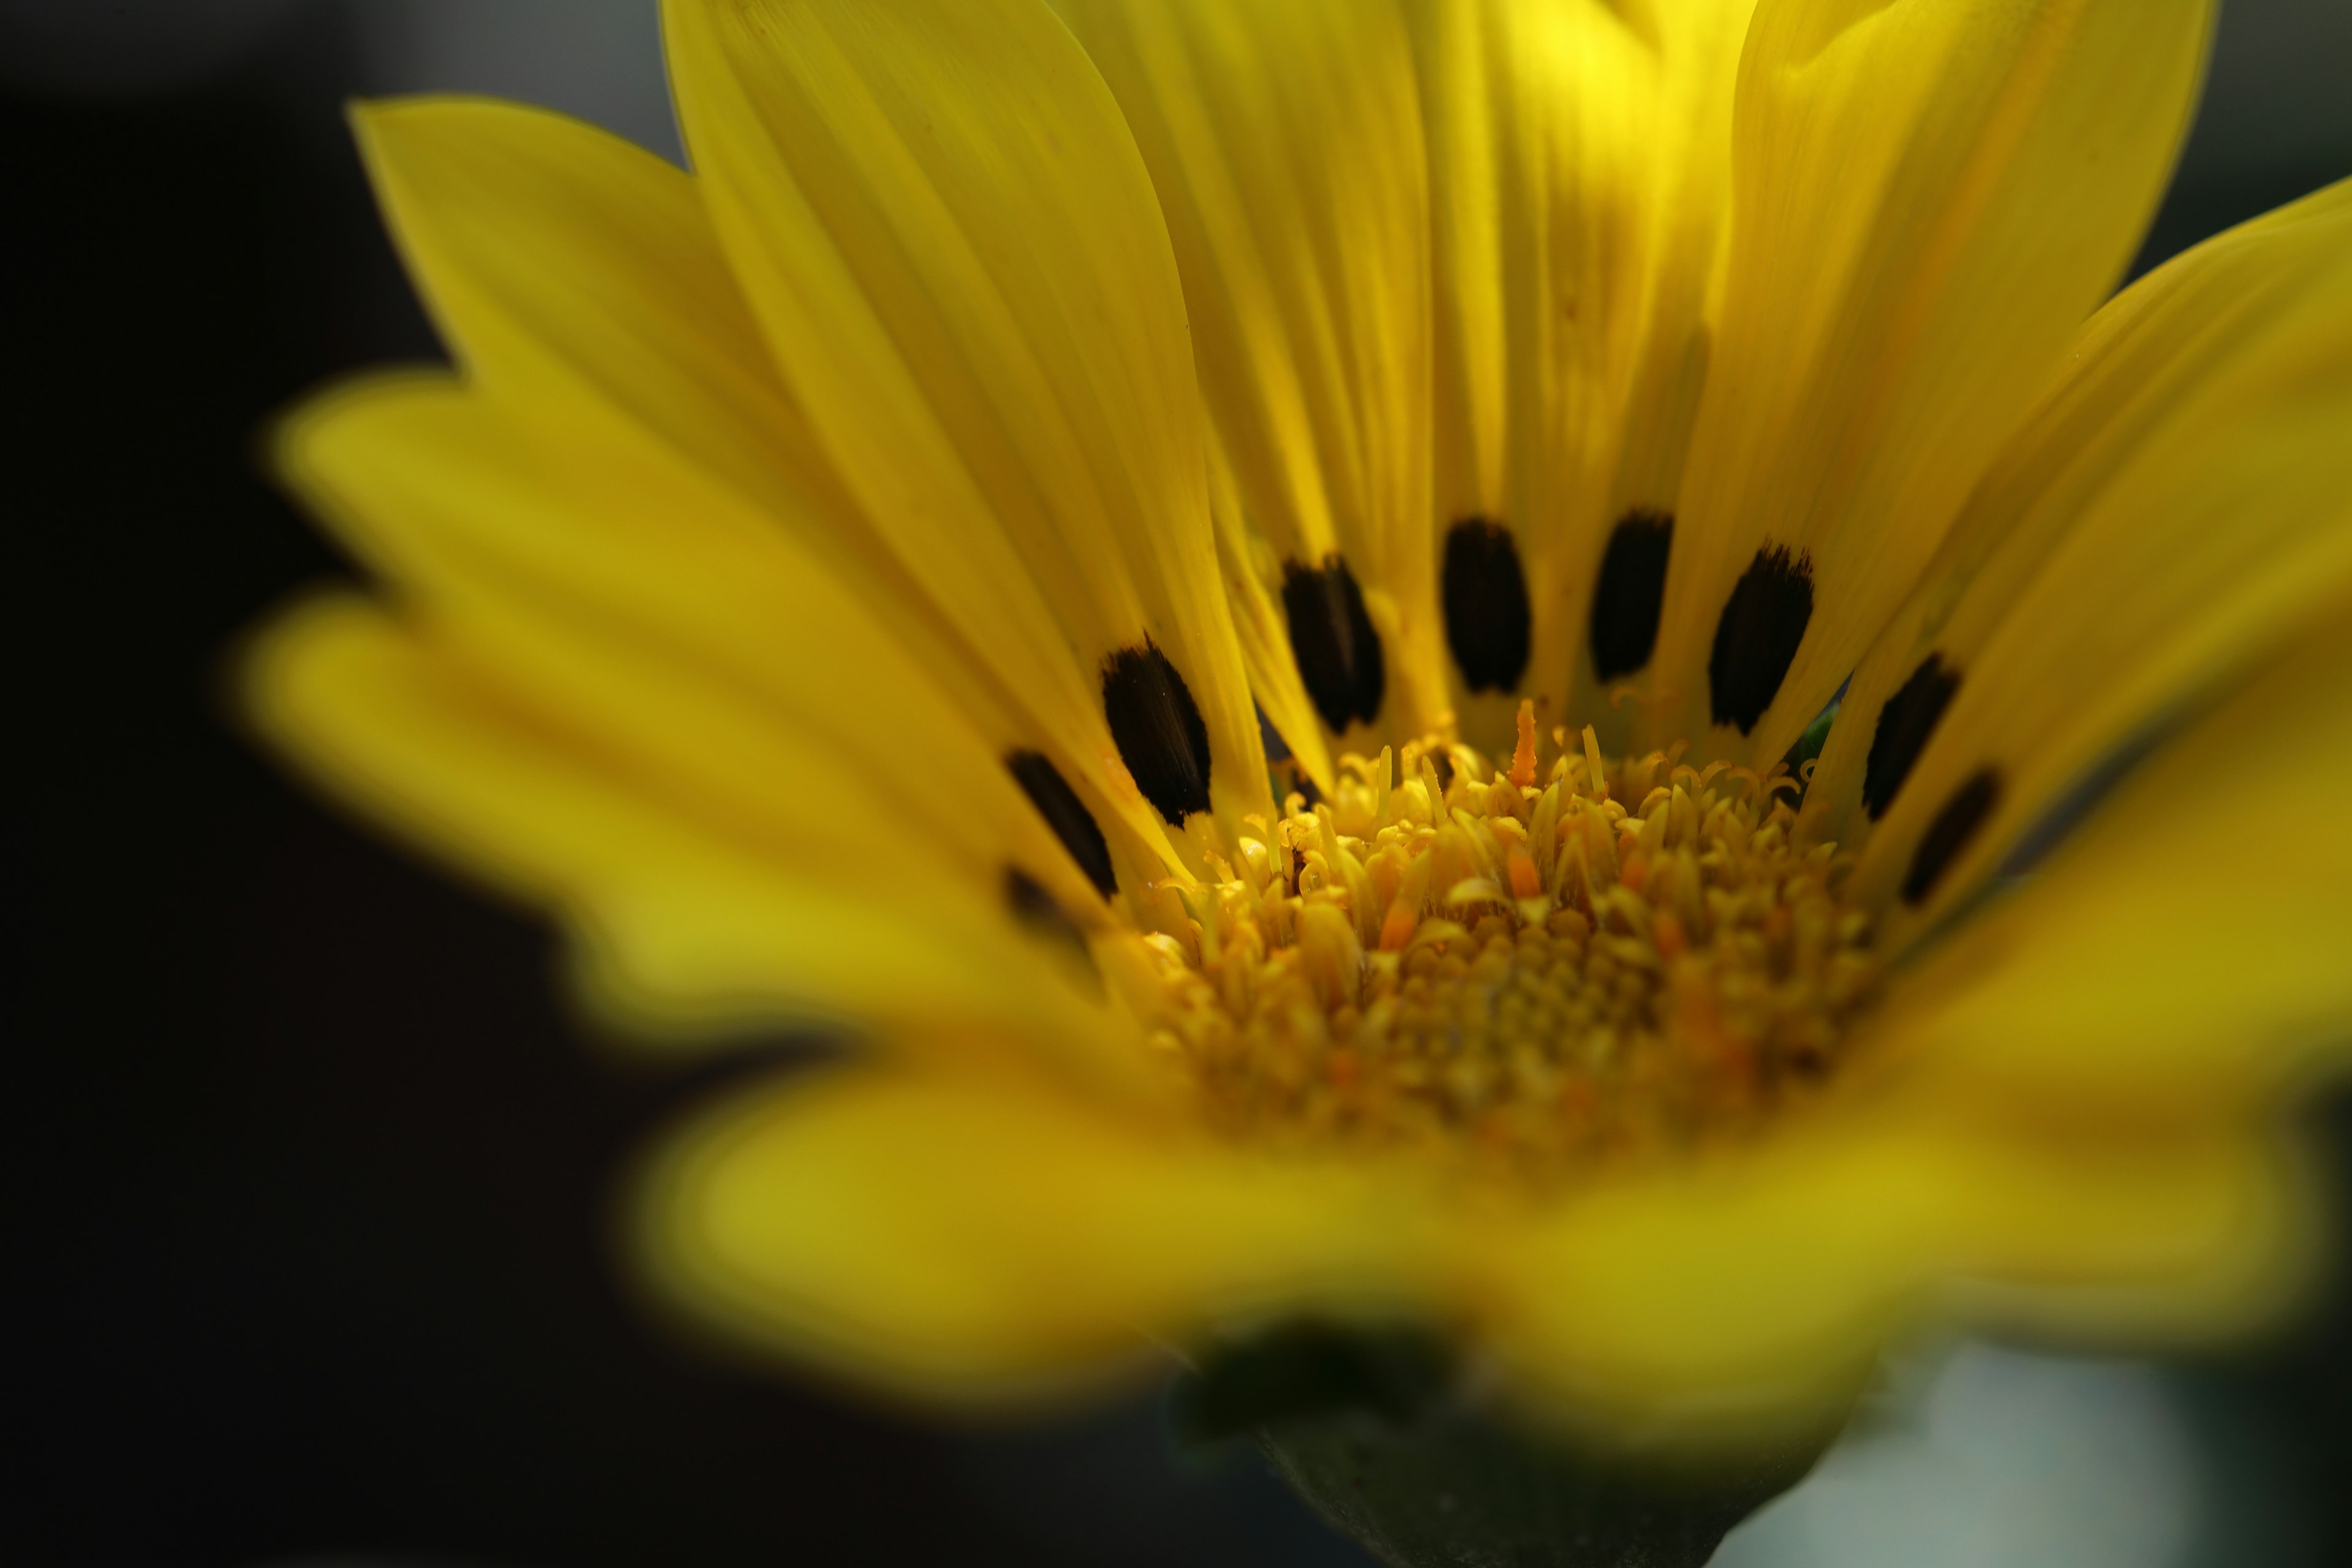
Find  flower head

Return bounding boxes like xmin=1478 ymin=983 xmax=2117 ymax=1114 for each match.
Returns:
xmin=248 ymin=0 xmax=2352 ymax=1442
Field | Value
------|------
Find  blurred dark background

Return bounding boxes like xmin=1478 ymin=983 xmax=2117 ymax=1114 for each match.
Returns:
xmin=6 ymin=3 xmax=2347 ymax=1565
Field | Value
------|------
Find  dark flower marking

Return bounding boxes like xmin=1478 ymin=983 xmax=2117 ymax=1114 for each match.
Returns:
xmin=1006 ymin=748 xmax=1115 ymax=897
xmin=1588 ymin=508 xmax=1674 ymax=680
xmin=1903 ymin=767 xmax=2000 ymax=906
xmin=1282 ymin=554 xmax=1385 ymax=733
xmin=1709 ymin=545 xmax=1814 ymax=734
xmin=1863 ymin=655 xmax=1960 ymax=820
xmin=1102 ymin=641 xmax=1213 ymax=824
xmin=1442 ymin=518 xmax=1531 ymax=693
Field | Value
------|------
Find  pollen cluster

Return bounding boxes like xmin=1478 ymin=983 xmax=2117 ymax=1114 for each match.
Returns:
xmin=1128 ymin=706 xmax=1879 ymax=1175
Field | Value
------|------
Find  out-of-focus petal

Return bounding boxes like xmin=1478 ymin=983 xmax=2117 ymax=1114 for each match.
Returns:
xmin=639 ymin=1061 xmax=1437 ymax=1403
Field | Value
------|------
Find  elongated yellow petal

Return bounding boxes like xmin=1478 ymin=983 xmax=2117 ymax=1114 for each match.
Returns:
xmin=1807 ymin=181 xmax=2352 ymax=932
xmin=351 ymin=95 xmax=1183 ymax=893
xmin=639 ymin=1063 xmax=1433 ymax=1403
xmin=1201 ymin=440 xmax=1337 ymax=794
xmin=354 ymin=96 xmax=832 ymax=532
xmin=1056 ymin=0 xmax=1447 ymax=756
xmin=1412 ymin=0 xmax=1757 ymax=754
xmin=1559 ymin=0 xmax=1762 ymax=751
xmin=249 ymin=600 xmax=1128 ymax=1059
xmin=1643 ymin=0 xmax=2215 ymax=764
xmin=665 ymin=0 xmax=1272 ymax=855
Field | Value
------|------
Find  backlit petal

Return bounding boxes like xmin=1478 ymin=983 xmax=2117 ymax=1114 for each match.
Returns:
xmin=1412 ymin=0 xmax=1758 ymax=753
xmin=1643 ymin=0 xmax=2215 ymax=763
xmin=1055 ymin=0 xmax=1446 ymax=758
xmin=353 ymin=95 xmax=818 ymax=518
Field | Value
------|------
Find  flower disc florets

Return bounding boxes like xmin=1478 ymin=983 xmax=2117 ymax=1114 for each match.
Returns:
xmin=1134 ymin=705 xmax=1879 ymax=1178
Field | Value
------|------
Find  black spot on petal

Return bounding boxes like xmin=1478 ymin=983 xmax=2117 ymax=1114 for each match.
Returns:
xmin=1006 ymin=749 xmax=1115 ymax=897
xmin=1588 ymin=508 xmax=1674 ymax=680
xmin=1863 ymin=655 xmax=1960 ymax=820
xmin=1282 ymin=554 xmax=1385 ymax=733
xmin=1708 ymin=545 xmax=1814 ymax=734
xmin=1902 ymin=767 xmax=2000 ymax=907
xmin=1103 ymin=641 xmax=1212 ymax=825
xmin=1442 ymin=518 xmax=1531 ymax=693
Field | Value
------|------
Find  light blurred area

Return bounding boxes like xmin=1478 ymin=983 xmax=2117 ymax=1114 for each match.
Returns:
xmin=1719 ymin=1346 xmax=2205 ymax=1568
xmin=336 ymin=0 xmax=677 ymax=163
xmin=1721 ymin=1325 xmax=2336 ymax=1567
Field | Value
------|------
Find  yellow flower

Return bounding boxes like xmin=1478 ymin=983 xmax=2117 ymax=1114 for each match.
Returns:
xmin=246 ymin=0 xmax=2351 ymax=1444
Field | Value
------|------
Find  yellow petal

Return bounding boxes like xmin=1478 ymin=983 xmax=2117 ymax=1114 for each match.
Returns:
xmin=1055 ymin=0 xmax=1449 ymax=752
xmin=638 ymin=1063 xmax=1433 ymax=1404
xmin=1204 ymin=440 xmax=1338 ymax=794
xmin=280 ymin=374 xmax=1132 ymax=923
xmin=1807 ymin=181 xmax=2352 ymax=930
xmin=247 ymin=594 xmax=1124 ymax=1059
xmin=351 ymin=93 xmax=1189 ymax=893
xmin=252 ymin=472 xmax=1133 ymax=1072
xmin=353 ymin=96 xmax=829 ymax=529
xmin=665 ymin=0 xmax=1272 ymax=850
xmin=1411 ymin=0 xmax=1758 ymax=753
xmin=1849 ymin=607 xmax=2352 ymax=1107
xmin=1643 ymin=0 xmax=2216 ymax=764
xmin=1483 ymin=1109 xmax=2300 ymax=1429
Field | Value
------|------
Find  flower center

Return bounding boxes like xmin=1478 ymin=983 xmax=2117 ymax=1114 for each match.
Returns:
xmin=1129 ymin=704 xmax=1879 ymax=1176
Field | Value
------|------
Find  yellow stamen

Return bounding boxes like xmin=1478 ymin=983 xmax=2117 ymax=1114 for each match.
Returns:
xmin=1130 ymin=728 xmax=1878 ymax=1178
